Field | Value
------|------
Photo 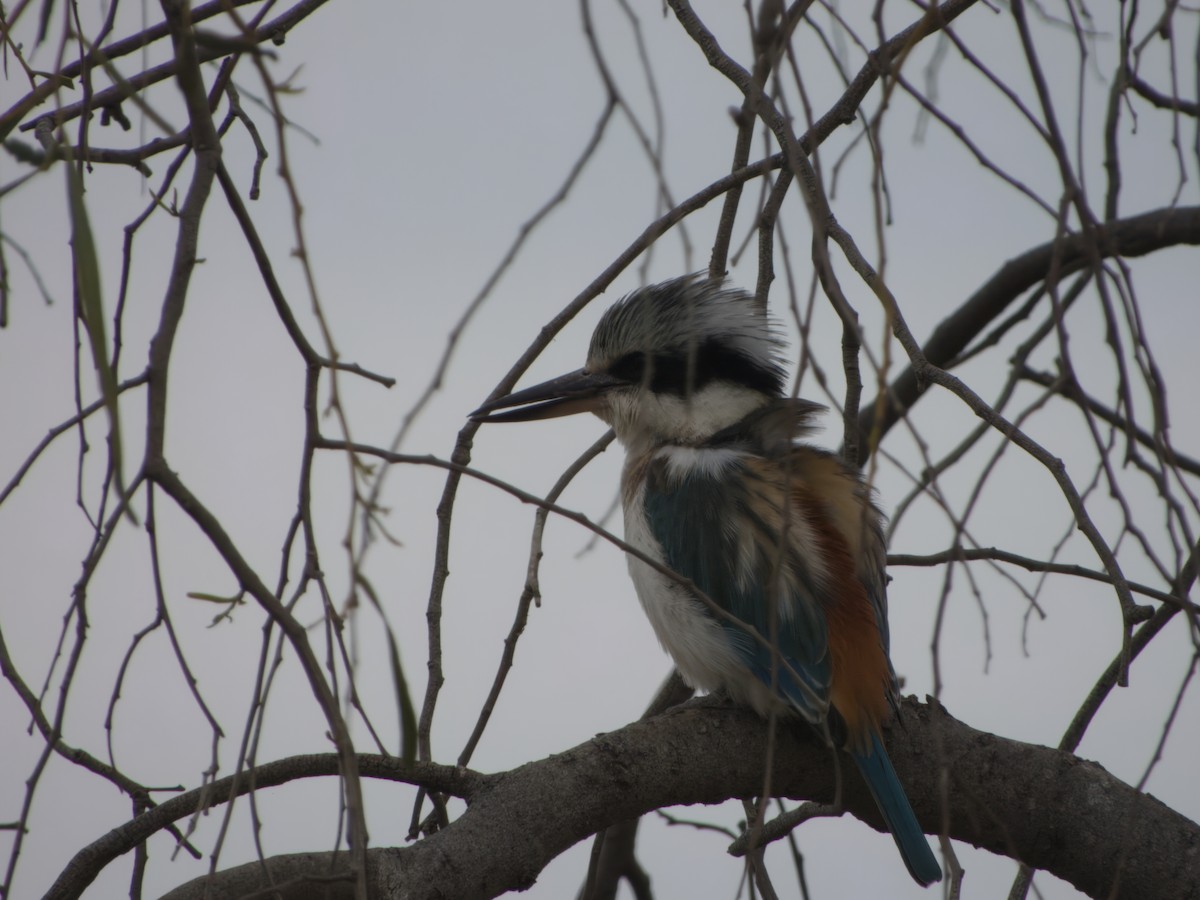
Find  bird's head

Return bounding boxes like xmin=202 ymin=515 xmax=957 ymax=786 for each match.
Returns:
xmin=471 ymin=275 xmax=787 ymax=451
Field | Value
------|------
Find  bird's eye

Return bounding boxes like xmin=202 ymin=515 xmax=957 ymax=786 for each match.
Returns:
xmin=608 ymin=352 xmax=647 ymax=383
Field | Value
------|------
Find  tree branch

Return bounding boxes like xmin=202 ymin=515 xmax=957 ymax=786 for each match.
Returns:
xmin=53 ymin=699 xmax=1195 ymax=900
xmin=855 ymin=205 xmax=1200 ymax=448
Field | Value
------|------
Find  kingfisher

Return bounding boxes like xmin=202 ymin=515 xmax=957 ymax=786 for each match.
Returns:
xmin=470 ymin=274 xmax=942 ymax=886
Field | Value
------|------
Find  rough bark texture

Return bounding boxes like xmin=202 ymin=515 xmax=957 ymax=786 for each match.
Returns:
xmin=146 ymin=698 xmax=1199 ymax=900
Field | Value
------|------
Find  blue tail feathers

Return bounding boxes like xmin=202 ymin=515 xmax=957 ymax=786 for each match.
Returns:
xmin=851 ymin=732 xmax=942 ymax=886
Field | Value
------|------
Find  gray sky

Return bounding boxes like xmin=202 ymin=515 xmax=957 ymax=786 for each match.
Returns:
xmin=2 ymin=2 xmax=1198 ymax=898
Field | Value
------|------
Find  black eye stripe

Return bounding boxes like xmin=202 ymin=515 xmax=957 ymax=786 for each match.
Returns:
xmin=608 ymin=340 xmax=783 ymax=397
xmin=608 ymin=352 xmax=646 ymax=382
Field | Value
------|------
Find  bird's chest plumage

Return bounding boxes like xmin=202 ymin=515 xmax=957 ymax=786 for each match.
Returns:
xmin=622 ymin=491 xmax=705 ymax=657
xmin=618 ymin=445 xmax=826 ymax=715
xmin=620 ymin=462 xmax=755 ymax=702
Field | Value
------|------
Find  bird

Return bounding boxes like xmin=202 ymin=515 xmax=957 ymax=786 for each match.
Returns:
xmin=470 ymin=274 xmax=942 ymax=886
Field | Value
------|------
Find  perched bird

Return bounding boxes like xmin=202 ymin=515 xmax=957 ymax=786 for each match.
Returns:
xmin=471 ymin=274 xmax=942 ymax=886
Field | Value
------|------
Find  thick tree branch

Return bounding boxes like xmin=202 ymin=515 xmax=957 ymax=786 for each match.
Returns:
xmin=57 ymin=698 xmax=1194 ymax=900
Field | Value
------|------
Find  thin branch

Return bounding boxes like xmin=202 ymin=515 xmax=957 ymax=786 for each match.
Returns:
xmin=856 ymin=205 xmax=1200 ymax=448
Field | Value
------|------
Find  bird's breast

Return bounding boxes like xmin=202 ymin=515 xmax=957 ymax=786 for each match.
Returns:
xmin=620 ymin=474 xmax=729 ymax=690
xmin=618 ymin=447 xmax=785 ymax=714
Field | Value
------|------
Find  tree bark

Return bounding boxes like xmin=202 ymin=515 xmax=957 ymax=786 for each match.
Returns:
xmin=94 ymin=697 xmax=1197 ymax=900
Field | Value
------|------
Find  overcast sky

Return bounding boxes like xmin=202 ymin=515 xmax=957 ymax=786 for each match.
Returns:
xmin=2 ymin=2 xmax=1198 ymax=898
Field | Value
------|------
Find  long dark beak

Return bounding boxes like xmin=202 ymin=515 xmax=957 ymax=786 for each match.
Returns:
xmin=470 ymin=369 xmax=621 ymax=423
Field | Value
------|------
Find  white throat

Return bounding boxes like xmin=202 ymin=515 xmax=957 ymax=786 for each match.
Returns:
xmin=601 ymin=382 xmax=769 ymax=452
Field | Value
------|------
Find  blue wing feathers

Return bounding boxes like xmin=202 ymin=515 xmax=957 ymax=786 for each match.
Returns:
xmin=853 ymin=732 xmax=943 ymax=886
